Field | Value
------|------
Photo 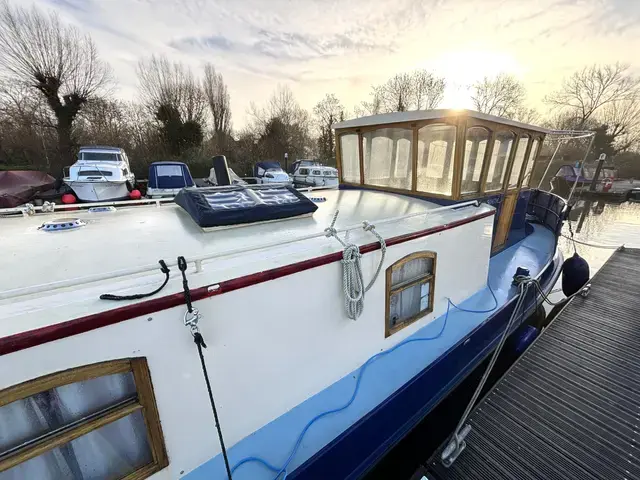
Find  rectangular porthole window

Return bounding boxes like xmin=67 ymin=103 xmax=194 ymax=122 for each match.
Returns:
xmin=386 ymin=252 xmax=436 ymax=337
xmin=0 ymin=359 xmax=167 ymax=479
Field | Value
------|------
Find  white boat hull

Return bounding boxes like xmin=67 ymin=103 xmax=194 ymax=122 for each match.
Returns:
xmin=67 ymin=181 xmax=130 ymax=202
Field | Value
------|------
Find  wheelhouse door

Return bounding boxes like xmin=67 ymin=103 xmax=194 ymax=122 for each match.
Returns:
xmin=492 ymin=135 xmax=532 ymax=251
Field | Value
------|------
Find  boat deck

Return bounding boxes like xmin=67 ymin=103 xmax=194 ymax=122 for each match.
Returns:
xmin=0 ymin=189 xmax=488 ymax=295
xmin=424 ymin=247 xmax=640 ymax=480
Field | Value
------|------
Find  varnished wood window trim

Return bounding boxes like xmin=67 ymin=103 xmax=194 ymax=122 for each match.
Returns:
xmin=385 ymin=251 xmax=437 ymax=338
xmin=0 ymin=358 xmax=168 ymax=478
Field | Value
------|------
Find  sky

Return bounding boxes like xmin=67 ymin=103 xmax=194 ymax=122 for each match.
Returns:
xmin=17 ymin=0 xmax=640 ymax=129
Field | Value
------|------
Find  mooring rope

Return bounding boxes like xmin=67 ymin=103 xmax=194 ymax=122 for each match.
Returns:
xmin=324 ymin=211 xmax=387 ymax=320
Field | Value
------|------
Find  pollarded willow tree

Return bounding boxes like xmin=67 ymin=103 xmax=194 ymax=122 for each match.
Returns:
xmin=0 ymin=1 xmax=113 ymax=172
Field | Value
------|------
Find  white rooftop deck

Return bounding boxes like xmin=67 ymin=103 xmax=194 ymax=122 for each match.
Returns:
xmin=0 ymin=189 xmax=493 ymax=336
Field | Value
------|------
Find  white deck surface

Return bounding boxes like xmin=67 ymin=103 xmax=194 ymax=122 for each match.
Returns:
xmin=0 ymin=189 xmax=493 ymax=336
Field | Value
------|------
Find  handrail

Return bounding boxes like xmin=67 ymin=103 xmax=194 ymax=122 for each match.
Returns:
xmin=0 ymin=197 xmax=174 ymax=214
xmin=0 ymin=185 xmax=339 ymax=216
xmin=0 ymin=200 xmax=480 ymax=301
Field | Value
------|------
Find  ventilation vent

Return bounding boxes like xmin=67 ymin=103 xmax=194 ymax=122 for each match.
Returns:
xmin=88 ymin=206 xmax=117 ymax=213
xmin=39 ymin=218 xmax=86 ymax=231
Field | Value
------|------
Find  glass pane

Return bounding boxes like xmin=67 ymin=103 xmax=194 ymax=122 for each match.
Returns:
xmin=509 ymin=136 xmax=530 ymax=188
xmin=362 ymin=128 xmax=413 ymax=190
xmin=522 ymin=138 xmax=540 ymax=187
xmin=462 ymin=127 xmax=489 ymax=194
xmin=391 ymin=256 xmax=433 ymax=287
xmin=416 ymin=124 xmax=456 ymax=195
xmin=389 ymin=281 xmax=431 ymax=327
xmin=156 ymin=165 xmax=183 ymax=177
xmin=485 ymin=131 xmax=515 ymax=192
xmin=0 ymin=372 xmax=136 ymax=454
xmin=420 ymin=282 xmax=431 ymax=311
xmin=0 ymin=411 xmax=152 ymax=480
xmin=340 ymin=134 xmax=360 ymax=183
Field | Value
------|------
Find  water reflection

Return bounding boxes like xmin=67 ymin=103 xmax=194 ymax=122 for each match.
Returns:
xmin=559 ymin=196 xmax=640 ymax=274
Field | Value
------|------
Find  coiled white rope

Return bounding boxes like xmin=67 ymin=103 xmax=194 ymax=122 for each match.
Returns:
xmin=325 ymin=211 xmax=387 ymax=320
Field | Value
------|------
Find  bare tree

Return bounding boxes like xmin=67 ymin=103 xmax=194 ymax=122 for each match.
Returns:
xmin=353 ymin=89 xmax=383 ymax=117
xmin=412 ymin=70 xmax=445 ymax=110
xmin=0 ymin=1 xmax=113 ymax=171
xmin=202 ymin=63 xmax=231 ymax=137
xmin=379 ymin=73 xmax=414 ymax=112
xmin=471 ymin=73 xmax=526 ymax=118
xmin=248 ymin=85 xmax=312 ymax=166
xmin=137 ymin=55 xmax=206 ymax=124
xmin=545 ymin=63 xmax=640 ymax=128
xmin=598 ymin=97 xmax=640 ymax=152
xmin=313 ymin=93 xmax=344 ymax=164
xmin=358 ymin=69 xmax=445 ymax=115
xmin=137 ymin=55 xmax=207 ymax=154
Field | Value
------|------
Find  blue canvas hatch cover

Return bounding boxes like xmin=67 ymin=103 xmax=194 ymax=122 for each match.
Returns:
xmin=174 ymin=185 xmax=318 ymax=229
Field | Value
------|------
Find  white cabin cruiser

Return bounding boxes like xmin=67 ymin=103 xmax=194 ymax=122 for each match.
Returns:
xmin=64 ymin=146 xmax=135 ymax=202
xmin=0 ymin=110 xmax=575 ymax=480
xmin=254 ymin=161 xmax=291 ymax=184
xmin=290 ymin=160 xmax=338 ymax=187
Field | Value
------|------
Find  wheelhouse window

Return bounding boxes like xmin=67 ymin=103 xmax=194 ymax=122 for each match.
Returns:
xmin=386 ymin=252 xmax=436 ymax=337
xmin=508 ymin=136 xmax=530 ymax=188
xmin=0 ymin=359 xmax=167 ymax=479
xmin=416 ymin=124 xmax=456 ymax=196
xmin=362 ymin=128 xmax=413 ymax=190
xmin=340 ymin=134 xmax=360 ymax=183
xmin=299 ymin=168 xmax=309 ymax=175
xmin=485 ymin=131 xmax=515 ymax=192
xmin=461 ymin=127 xmax=489 ymax=194
xmin=521 ymin=137 xmax=540 ymax=187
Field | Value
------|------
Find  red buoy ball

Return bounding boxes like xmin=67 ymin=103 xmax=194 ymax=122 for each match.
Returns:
xmin=61 ymin=193 xmax=76 ymax=204
xmin=129 ymin=189 xmax=142 ymax=200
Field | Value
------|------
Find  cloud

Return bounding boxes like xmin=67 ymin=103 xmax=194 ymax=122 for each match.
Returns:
xmin=17 ymin=0 xmax=640 ymax=126
xmin=171 ymin=29 xmax=393 ymax=61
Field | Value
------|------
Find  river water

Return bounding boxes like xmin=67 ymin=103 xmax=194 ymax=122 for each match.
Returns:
xmin=557 ymin=197 xmax=640 ymax=276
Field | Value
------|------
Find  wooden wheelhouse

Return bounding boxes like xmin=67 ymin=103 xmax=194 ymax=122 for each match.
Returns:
xmin=333 ymin=109 xmax=547 ymax=251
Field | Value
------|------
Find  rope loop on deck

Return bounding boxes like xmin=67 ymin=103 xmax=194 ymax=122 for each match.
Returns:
xmin=325 ymin=211 xmax=387 ymax=320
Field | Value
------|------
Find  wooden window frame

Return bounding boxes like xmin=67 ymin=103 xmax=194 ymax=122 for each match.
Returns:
xmin=460 ymin=125 xmax=492 ymax=197
xmin=0 ymin=358 xmax=168 ymax=479
xmin=385 ymin=251 xmax=437 ymax=337
xmin=520 ymin=136 xmax=544 ymax=188
xmin=504 ymin=133 xmax=532 ymax=192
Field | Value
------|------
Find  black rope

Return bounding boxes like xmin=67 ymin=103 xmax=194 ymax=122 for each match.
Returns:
xmin=178 ymin=256 xmax=232 ymax=480
xmin=194 ymin=332 xmax=233 ymax=480
xmin=177 ymin=256 xmax=193 ymax=313
xmin=100 ymin=260 xmax=170 ymax=301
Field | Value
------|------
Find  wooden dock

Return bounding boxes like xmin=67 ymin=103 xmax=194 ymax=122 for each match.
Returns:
xmin=422 ymin=247 xmax=640 ymax=480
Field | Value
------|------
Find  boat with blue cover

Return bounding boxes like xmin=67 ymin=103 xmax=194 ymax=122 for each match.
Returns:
xmin=0 ymin=109 xmax=569 ymax=480
xmin=146 ymin=161 xmax=195 ymax=198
